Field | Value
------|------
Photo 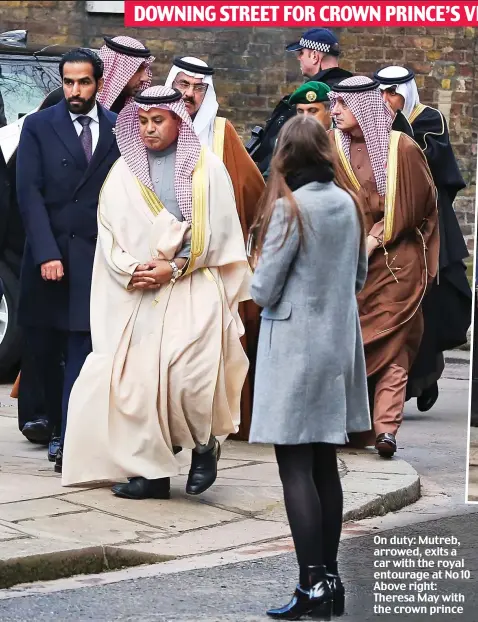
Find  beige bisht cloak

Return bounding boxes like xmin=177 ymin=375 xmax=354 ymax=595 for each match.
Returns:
xmin=62 ymin=147 xmax=251 ymax=486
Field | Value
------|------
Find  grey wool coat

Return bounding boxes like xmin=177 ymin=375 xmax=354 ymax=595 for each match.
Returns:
xmin=249 ymin=181 xmax=371 ymax=446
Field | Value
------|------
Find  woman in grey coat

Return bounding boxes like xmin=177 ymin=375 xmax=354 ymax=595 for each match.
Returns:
xmin=249 ymin=115 xmax=371 ymax=620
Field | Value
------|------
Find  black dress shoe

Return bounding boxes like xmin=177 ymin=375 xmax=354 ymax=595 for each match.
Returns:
xmin=21 ymin=419 xmax=51 ymax=445
xmin=48 ymin=437 xmax=61 ymax=462
xmin=186 ymin=440 xmax=221 ymax=496
xmin=111 ymin=477 xmax=171 ymax=500
xmin=326 ymin=572 xmax=345 ymax=616
xmin=54 ymin=447 xmax=63 ymax=474
xmin=417 ymin=382 xmax=439 ymax=412
xmin=375 ymin=432 xmax=397 ymax=458
xmin=267 ymin=565 xmax=333 ymax=620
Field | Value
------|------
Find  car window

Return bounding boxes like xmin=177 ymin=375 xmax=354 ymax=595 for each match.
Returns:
xmin=0 ymin=56 xmax=61 ymax=126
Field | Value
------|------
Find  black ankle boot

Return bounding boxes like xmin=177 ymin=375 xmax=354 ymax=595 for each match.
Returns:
xmin=326 ymin=571 xmax=345 ymax=616
xmin=54 ymin=446 xmax=63 ymax=474
xmin=186 ymin=440 xmax=221 ymax=495
xmin=267 ymin=565 xmax=333 ymax=620
xmin=111 ymin=477 xmax=170 ymax=500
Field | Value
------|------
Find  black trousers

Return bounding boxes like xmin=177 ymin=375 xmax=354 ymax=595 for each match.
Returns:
xmin=274 ymin=443 xmax=343 ymax=583
xmin=22 ymin=327 xmax=92 ymax=444
xmin=17 ymin=335 xmax=49 ymax=430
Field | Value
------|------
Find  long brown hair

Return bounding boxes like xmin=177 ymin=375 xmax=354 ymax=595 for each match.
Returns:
xmin=251 ymin=115 xmax=365 ymax=259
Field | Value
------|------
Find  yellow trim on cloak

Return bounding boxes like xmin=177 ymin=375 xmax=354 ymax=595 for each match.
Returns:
xmin=334 ymin=131 xmax=361 ymax=192
xmin=185 ymin=147 xmax=208 ymax=275
xmin=383 ymin=130 xmax=401 ymax=244
xmin=213 ymin=117 xmax=227 ymax=161
xmin=408 ymin=103 xmax=427 ymax=126
xmin=408 ymin=104 xmax=445 ymax=154
xmin=135 ymin=179 xmax=166 ymax=216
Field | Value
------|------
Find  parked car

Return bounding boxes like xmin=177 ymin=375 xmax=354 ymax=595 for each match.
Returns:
xmin=0 ymin=40 xmax=77 ymax=376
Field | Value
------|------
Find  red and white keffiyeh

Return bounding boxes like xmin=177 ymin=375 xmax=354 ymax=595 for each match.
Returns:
xmin=328 ymin=76 xmax=394 ymax=196
xmin=116 ymin=86 xmax=201 ymax=224
xmin=97 ymin=36 xmax=155 ymax=111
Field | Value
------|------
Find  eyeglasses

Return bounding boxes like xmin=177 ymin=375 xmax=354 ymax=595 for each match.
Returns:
xmin=173 ymin=79 xmax=208 ymax=94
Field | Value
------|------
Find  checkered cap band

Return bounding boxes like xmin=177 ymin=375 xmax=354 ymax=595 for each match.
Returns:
xmin=328 ymin=76 xmax=393 ymax=196
xmin=115 ymin=86 xmax=201 ymax=224
xmin=300 ymin=37 xmax=331 ymax=53
xmin=97 ymin=36 xmax=155 ymax=111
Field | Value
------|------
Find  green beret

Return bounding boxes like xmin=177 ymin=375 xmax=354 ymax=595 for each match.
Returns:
xmin=289 ymin=81 xmax=331 ymax=106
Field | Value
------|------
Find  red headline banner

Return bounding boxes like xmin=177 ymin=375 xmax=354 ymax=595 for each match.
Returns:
xmin=125 ymin=1 xmax=478 ymax=27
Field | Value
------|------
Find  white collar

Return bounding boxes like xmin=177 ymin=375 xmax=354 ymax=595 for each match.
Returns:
xmin=69 ymin=103 xmax=99 ymax=123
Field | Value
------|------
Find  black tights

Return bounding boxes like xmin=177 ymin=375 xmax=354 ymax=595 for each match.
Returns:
xmin=274 ymin=443 xmax=343 ymax=583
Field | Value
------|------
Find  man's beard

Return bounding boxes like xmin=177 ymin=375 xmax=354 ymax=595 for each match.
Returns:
xmin=67 ymin=90 xmax=98 ymax=114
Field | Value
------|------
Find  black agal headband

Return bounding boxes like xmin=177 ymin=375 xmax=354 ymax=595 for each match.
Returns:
xmin=331 ymin=79 xmax=381 ymax=94
xmin=134 ymin=89 xmax=182 ymax=105
xmin=104 ymin=36 xmax=151 ymax=58
xmin=373 ymin=68 xmax=415 ymax=86
xmin=173 ymin=57 xmax=214 ymax=76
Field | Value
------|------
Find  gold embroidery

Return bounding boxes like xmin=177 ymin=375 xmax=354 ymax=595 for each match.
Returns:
xmin=334 ymin=131 xmax=360 ymax=192
xmin=383 ymin=130 xmax=400 ymax=245
xmin=408 ymin=103 xmax=426 ymax=125
xmin=135 ymin=179 xmax=166 ymax=216
xmin=185 ymin=147 xmax=207 ymax=274
xmin=409 ymin=105 xmax=445 ymax=154
xmin=213 ymin=117 xmax=227 ymax=161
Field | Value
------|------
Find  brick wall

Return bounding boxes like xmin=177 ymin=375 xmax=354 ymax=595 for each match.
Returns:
xmin=1 ymin=1 xmax=476 ymax=251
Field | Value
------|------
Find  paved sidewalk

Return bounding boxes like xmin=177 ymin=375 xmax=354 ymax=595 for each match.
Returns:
xmin=0 ymin=382 xmax=419 ymax=588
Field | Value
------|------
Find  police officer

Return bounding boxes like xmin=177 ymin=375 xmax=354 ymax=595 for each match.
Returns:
xmin=247 ymin=28 xmax=352 ymax=176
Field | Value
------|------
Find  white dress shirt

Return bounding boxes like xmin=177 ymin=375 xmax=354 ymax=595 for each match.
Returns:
xmin=69 ymin=104 xmax=100 ymax=154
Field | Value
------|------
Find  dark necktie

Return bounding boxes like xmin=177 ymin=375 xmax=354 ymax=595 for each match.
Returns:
xmin=77 ymin=116 xmax=92 ymax=162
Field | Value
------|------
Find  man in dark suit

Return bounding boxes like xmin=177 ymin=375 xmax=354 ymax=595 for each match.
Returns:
xmin=16 ymin=48 xmax=120 ymax=473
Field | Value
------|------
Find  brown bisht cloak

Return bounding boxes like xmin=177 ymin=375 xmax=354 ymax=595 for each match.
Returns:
xmin=333 ymin=129 xmax=439 ymax=377
xmin=213 ymin=118 xmax=264 ymax=439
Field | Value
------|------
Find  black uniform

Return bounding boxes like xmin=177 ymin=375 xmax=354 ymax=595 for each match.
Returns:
xmin=400 ymin=106 xmax=472 ymax=406
xmin=247 ymin=67 xmax=353 ymax=177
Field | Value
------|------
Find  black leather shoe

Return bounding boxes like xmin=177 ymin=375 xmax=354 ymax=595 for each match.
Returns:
xmin=417 ymin=382 xmax=439 ymax=412
xmin=375 ymin=433 xmax=397 ymax=458
xmin=186 ymin=440 xmax=221 ymax=496
xmin=326 ymin=572 xmax=345 ymax=616
xmin=54 ymin=447 xmax=63 ymax=474
xmin=21 ymin=419 xmax=51 ymax=445
xmin=111 ymin=477 xmax=171 ymax=500
xmin=267 ymin=565 xmax=333 ymax=620
xmin=48 ymin=437 xmax=61 ymax=462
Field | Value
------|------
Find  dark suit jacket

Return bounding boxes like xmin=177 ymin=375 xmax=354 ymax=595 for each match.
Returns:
xmin=16 ymin=99 xmax=120 ymax=331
